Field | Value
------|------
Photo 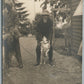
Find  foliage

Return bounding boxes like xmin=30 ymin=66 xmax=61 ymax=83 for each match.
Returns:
xmin=14 ymin=2 xmax=31 ymax=36
xmin=3 ymin=0 xmax=31 ymax=36
xmin=40 ymin=0 xmax=50 ymax=11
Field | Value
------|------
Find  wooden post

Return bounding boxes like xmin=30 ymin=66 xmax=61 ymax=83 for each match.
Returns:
xmin=52 ymin=10 xmax=55 ymax=47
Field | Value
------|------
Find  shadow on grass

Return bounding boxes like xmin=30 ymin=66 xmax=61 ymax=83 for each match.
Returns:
xmin=54 ymin=45 xmax=72 ymax=56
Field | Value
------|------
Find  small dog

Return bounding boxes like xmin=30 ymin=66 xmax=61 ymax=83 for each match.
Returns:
xmin=40 ymin=36 xmax=50 ymax=64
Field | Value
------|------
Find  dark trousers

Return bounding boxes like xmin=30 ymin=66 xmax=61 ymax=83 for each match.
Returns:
xmin=5 ymin=48 xmax=23 ymax=68
xmin=4 ymin=37 xmax=23 ymax=68
xmin=14 ymin=40 xmax=23 ymax=66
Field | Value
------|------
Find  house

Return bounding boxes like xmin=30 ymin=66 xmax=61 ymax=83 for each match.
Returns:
xmin=71 ymin=0 xmax=83 ymax=56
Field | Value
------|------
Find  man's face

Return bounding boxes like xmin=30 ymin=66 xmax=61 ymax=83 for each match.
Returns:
xmin=43 ymin=15 xmax=48 ymax=23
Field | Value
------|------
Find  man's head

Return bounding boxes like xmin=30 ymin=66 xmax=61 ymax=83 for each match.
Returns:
xmin=42 ymin=15 xmax=48 ymax=23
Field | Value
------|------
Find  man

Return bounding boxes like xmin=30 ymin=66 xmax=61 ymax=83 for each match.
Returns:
xmin=35 ymin=10 xmax=53 ymax=66
xmin=4 ymin=28 xmax=23 ymax=69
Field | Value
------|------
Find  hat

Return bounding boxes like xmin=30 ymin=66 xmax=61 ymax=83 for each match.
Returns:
xmin=41 ymin=10 xmax=50 ymax=16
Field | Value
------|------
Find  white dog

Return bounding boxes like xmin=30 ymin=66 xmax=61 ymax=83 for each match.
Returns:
xmin=40 ymin=36 xmax=50 ymax=64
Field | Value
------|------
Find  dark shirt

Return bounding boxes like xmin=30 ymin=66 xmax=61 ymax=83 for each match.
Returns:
xmin=36 ymin=18 xmax=53 ymax=40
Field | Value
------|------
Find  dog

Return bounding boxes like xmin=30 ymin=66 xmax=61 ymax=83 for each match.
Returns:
xmin=40 ymin=36 xmax=50 ymax=64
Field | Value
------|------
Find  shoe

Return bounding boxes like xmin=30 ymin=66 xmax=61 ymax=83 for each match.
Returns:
xmin=49 ymin=62 xmax=54 ymax=66
xmin=18 ymin=64 xmax=23 ymax=68
xmin=34 ymin=63 xmax=40 ymax=66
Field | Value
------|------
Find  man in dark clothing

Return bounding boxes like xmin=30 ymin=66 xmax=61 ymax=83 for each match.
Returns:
xmin=35 ymin=10 xmax=53 ymax=66
xmin=4 ymin=28 xmax=23 ymax=69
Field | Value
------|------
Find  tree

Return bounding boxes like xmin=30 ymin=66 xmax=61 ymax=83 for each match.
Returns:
xmin=3 ymin=0 xmax=31 ymax=36
xmin=14 ymin=1 xmax=31 ymax=36
xmin=50 ymin=0 xmax=72 ymax=53
xmin=40 ymin=0 xmax=50 ymax=11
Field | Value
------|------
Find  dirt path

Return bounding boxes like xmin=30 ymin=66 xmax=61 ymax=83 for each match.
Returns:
xmin=3 ymin=37 xmax=82 ymax=84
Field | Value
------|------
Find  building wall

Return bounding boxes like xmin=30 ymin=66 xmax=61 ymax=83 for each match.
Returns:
xmin=71 ymin=0 xmax=82 ymax=56
xmin=71 ymin=15 xmax=82 ymax=56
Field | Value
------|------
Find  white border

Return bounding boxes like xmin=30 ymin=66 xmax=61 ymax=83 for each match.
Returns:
xmin=82 ymin=0 xmax=84 ymax=84
xmin=0 ymin=0 xmax=1 ymax=84
xmin=0 ymin=0 xmax=83 ymax=84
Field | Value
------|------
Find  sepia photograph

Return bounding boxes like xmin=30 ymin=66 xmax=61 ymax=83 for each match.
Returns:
xmin=2 ymin=0 xmax=82 ymax=84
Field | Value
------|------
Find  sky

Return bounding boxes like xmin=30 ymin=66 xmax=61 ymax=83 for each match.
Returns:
xmin=73 ymin=0 xmax=83 ymax=16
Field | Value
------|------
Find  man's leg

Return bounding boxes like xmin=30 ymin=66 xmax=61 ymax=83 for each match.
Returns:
xmin=5 ymin=51 xmax=11 ymax=68
xmin=35 ymin=41 xmax=41 ymax=66
xmin=48 ymin=45 xmax=53 ymax=65
xmin=48 ymin=33 xmax=53 ymax=65
xmin=15 ymin=42 xmax=23 ymax=68
xmin=15 ymin=50 xmax=23 ymax=68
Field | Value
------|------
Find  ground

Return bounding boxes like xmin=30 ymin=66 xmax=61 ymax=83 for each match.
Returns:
xmin=3 ymin=37 xmax=82 ymax=84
